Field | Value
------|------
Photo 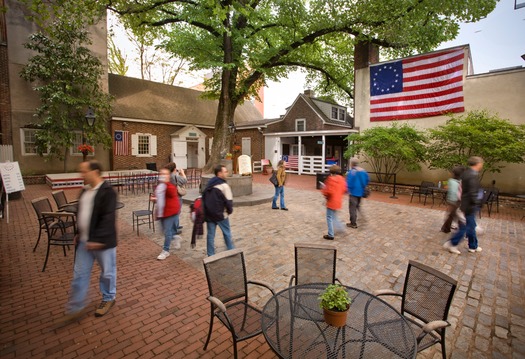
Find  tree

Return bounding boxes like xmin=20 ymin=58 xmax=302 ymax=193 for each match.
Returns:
xmin=19 ymin=0 xmax=112 ymax=170
xmin=107 ymin=0 xmax=496 ymax=172
xmin=427 ymin=110 xmax=525 ymax=181
xmin=108 ymin=35 xmax=129 ymax=76
xmin=345 ymin=124 xmax=427 ymax=183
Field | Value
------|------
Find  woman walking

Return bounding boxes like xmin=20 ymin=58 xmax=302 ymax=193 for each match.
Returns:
xmin=155 ymin=167 xmax=181 ymax=260
xmin=271 ymin=160 xmax=288 ymax=210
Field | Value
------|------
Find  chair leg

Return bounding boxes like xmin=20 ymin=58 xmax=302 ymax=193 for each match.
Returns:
xmin=233 ymin=338 xmax=238 ymax=359
xmin=203 ymin=311 xmax=215 ymax=350
xmin=441 ymin=339 xmax=447 ymax=359
xmin=42 ymin=241 xmax=51 ymax=272
xmin=33 ymin=228 xmax=43 ymax=252
xmin=63 ymin=245 xmax=67 ymax=256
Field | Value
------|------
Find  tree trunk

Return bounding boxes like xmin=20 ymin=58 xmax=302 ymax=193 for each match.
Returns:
xmin=202 ymin=30 xmax=238 ymax=174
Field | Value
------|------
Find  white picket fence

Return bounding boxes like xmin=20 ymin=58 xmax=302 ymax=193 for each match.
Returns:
xmin=0 ymin=145 xmax=13 ymax=163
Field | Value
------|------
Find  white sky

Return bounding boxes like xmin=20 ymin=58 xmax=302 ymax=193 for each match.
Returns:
xmin=109 ymin=1 xmax=525 ymax=119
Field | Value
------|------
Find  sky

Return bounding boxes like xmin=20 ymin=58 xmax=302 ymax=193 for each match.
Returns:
xmin=110 ymin=1 xmax=525 ymax=119
xmin=264 ymin=0 xmax=525 ymax=118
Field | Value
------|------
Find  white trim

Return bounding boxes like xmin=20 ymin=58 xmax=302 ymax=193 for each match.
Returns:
xmin=264 ymin=129 xmax=357 ymax=137
xmin=295 ymin=118 xmax=306 ymax=132
xmin=112 ymin=117 xmax=215 ymax=129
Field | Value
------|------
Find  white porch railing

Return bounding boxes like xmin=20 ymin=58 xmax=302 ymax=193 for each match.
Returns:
xmin=301 ymin=156 xmax=328 ymax=174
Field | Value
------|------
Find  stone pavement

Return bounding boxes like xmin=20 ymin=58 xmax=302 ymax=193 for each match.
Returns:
xmin=1 ymin=174 xmax=524 ymax=358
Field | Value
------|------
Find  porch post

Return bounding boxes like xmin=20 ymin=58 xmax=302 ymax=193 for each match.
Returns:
xmin=322 ymin=135 xmax=326 ymax=172
xmin=298 ymin=135 xmax=302 ymax=175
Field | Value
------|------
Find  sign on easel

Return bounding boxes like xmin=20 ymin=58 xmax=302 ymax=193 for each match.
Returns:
xmin=0 ymin=161 xmax=25 ymax=223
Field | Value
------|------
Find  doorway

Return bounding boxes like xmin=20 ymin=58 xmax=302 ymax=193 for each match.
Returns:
xmin=187 ymin=141 xmax=198 ymax=168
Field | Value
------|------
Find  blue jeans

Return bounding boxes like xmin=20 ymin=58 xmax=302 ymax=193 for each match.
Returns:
xmin=67 ymin=241 xmax=117 ymax=313
xmin=206 ymin=218 xmax=234 ymax=256
xmin=272 ymin=186 xmax=286 ymax=209
xmin=450 ymin=212 xmax=479 ymax=249
xmin=326 ymin=208 xmax=344 ymax=237
xmin=161 ymin=214 xmax=180 ymax=252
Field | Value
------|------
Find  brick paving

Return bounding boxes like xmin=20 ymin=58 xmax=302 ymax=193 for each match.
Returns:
xmin=1 ymin=173 xmax=524 ymax=358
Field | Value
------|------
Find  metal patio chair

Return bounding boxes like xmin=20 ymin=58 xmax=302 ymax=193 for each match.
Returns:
xmin=289 ymin=242 xmax=341 ymax=286
xmin=132 ymin=193 xmax=155 ymax=235
xmin=374 ymin=260 xmax=458 ymax=359
xmin=203 ymin=249 xmax=275 ymax=359
xmin=31 ymin=197 xmax=74 ymax=252
xmin=40 ymin=211 xmax=76 ymax=272
xmin=52 ymin=190 xmax=78 ymax=211
xmin=410 ymin=181 xmax=435 ymax=206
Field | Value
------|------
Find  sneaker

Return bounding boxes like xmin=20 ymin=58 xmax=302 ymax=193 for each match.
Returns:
xmin=157 ymin=250 xmax=170 ymax=260
xmin=346 ymin=223 xmax=357 ymax=229
xmin=443 ymin=241 xmax=461 ymax=254
xmin=173 ymin=235 xmax=182 ymax=250
xmin=323 ymin=235 xmax=334 ymax=240
xmin=272 ymin=207 xmax=279 ymax=210
xmin=176 ymin=229 xmax=183 ymax=235
xmin=95 ymin=300 xmax=115 ymax=317
xmin=468 ymin=246 xmax=483 ymax=253
xmin=281 ymin=208 xmax=289 ymax=211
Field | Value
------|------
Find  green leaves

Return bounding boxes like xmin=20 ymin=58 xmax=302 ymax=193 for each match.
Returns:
xmin=428 ymin=110 xmax=525 ymax=180
xmin=19 ymin=0 xmax=112 ymax=163
xmin=319 ymin=284 xmax=352 ymax=312
xmin=345 ymin=123 xmax=428 ymax=183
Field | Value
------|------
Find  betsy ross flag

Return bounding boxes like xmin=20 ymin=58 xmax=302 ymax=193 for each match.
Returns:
xmin=370 ymin=48 xmax=465 ymax=122
xmin=114 ymin=130 xmax=129 ymax=156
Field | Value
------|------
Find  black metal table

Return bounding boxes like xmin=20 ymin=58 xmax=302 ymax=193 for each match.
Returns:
xmin=261 ymin=283 xmax=417 ymax=359
xmin=62 ymin=201 xmax=124 ymax=213
xmin=429 ymin=187 xmax=448 ymax=207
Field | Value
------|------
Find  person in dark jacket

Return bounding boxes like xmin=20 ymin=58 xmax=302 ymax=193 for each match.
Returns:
xmin=65 ymin=160 xmax=117 ymax=320
xmin=202 ymin=164 xmax=234 ymax=256
xmin=444 ymin=156 xmax=484 ymax=254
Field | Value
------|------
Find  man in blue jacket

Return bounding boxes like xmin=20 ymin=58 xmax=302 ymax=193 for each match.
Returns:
xmin=202 ymin=164 xmax=234 ymax=256
xmin=346 ymin=157 xmax=369 ymax=229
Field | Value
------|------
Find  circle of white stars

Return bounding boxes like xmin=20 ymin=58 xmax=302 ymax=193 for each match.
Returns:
xmin=372 ymin=64 xmax=400 ymax=93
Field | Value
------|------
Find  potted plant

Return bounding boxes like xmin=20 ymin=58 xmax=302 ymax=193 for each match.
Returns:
xmin=319 ymin=284 xmax=352 ymax=327
xmin=263 ymin=160 xmax=273 ymax=175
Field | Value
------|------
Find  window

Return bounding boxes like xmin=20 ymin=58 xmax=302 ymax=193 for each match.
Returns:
xmin=21 ymin=128 xmax=49 ymax=155
xmin=332 ymin=107 xmax=338 ymax=119
xmin=131 ymin=133 xmax=157 ymax=156
xmin=296 ymin=119 xmax=306 ymax=132
xmin=339 ymin=109 xmax=345 ymax=121
xmin=71 ymin=132 xmax=83 ymax=155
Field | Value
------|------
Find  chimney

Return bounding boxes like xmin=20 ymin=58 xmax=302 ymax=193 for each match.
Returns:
xmin=354 ymin=41 xmax=379 ymax=69
xmin=303 ymin=89 xmax=315 ymax=98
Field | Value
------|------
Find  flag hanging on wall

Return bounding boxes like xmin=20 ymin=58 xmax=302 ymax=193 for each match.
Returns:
xmin=114 ymin=130 xmax=129 ymax=156
xmin=370 ymin=48 xmax=465 ymax=122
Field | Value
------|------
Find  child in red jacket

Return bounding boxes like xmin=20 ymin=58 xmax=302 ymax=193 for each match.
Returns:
xmin=321 ymin=165 xmax=347 ymax=240
xmin=155 ymin=167 xmax=181 ymax=260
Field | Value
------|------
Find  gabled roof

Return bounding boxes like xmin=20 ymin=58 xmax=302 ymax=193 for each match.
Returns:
xmin=280 ymin=94 xmax=353 ymax=128
xmin=108 ymin=74 xmax=264 ymax=127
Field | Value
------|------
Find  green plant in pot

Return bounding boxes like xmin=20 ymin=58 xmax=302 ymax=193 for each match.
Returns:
xmin=319 ymin=284 xmax=352 ymax=327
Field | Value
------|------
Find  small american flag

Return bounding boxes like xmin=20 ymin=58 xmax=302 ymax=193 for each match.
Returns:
xmin=370 ymin=48 xmax=465 ymax=122
xmin=286 ymin=155 xmax=298 ymax=170
xmin=114 ymin=130 xmax=129 ymax=156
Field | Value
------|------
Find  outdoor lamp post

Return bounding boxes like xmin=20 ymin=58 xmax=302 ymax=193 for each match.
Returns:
xmin=80 ymin=107 xmax=96 ymax=161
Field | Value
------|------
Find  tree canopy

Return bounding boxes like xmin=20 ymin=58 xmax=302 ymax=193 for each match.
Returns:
xmin=19 ymin=0 xmax=112 ymax=168
xmin=427 ymin=110 xmax=525 ymax=180
xmin=345 ymin=123 xmax=427 ymax=183
xmin=107 ymin=0 xmax=496 ymax=172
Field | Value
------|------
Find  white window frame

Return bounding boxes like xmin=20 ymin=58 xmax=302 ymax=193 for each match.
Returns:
xmin=71 ymin=131 xmax=92 ymax=156
xmin=331 ymin=107 xmax=345 ymax=122
xmin=331 ymin=107 xmax=338 ymax=119
xmin=20 ymin=128 xmax=49 ymax=155
xmin=295 ymin=119 xmax=306 ymax=132
xmin=131 ymin=133 xmax=157 ymax=157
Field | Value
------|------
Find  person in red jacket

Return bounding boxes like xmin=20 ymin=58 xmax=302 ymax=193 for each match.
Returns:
xmin=321 ymin=165 xmax=348 ymax=240
xmin=155 ymin=167 xmax=182 ymax=260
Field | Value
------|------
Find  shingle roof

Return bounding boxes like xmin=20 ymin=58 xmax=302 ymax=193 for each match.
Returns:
xmin=108 ymin=74 xmax=264 ymax=126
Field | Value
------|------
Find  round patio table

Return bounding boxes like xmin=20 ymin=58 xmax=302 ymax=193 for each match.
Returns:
xmin=261 ymin=283 xmax=416 ymax=359
xmin=62 ymin=201 xmax=124 ymax=213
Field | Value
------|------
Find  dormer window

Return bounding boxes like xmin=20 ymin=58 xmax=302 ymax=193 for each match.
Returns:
xmin=331 ymin=107 xmax=345 ymax=122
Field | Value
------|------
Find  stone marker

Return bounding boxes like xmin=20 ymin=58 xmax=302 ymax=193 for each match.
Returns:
xmin=238 ymin=155 xmax=252 ymax=176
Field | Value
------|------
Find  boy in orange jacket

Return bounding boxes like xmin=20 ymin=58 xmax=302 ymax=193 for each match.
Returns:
xmin=321 ymin=165 xmax=347 ymax=240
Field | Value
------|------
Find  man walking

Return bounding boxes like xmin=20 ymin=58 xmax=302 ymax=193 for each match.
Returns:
xmin=65 ymin=160 xmax=117 ymax=320
xmin=202 ymin=164 xmax=234 ymax=256
xmin=444 ymin=156 xmax=484 ymax=254
xmin=346 ymin=157 xmax=369 ymax=229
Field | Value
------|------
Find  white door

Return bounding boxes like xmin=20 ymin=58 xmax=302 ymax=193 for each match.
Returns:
xmin=171 ymin=140 xmax=187 ymax=169
xmin=187 ymin=141 xmax=198 ymax=168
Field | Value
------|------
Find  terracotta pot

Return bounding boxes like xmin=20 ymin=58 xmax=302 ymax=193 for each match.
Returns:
xmin=263 ymin=165 xmax=273 ymax=175
xmin=323 ymin=307 xmax=349 ymax=327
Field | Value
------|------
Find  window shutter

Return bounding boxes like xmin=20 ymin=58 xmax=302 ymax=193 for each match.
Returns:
xmin=131 ymin=134 xmax=138 ymax=155
xmin=150 ymin=135 xmax=157 ymax=156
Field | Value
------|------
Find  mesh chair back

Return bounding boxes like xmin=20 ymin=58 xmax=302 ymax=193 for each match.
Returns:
xmin=203 ymin=249 xmax=247 ymax=304
xmin=294 ymin=243 xmax=337 ymax=285
xmin=32 ymin=197 xmax=54 ymax=227
xmin=402 ymin=260 xmax=457 ymax=324
xmin=420 ymin=181 xmax=435 ymax=194
xmin=52 ymin=191 xmax=68 ymax=209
